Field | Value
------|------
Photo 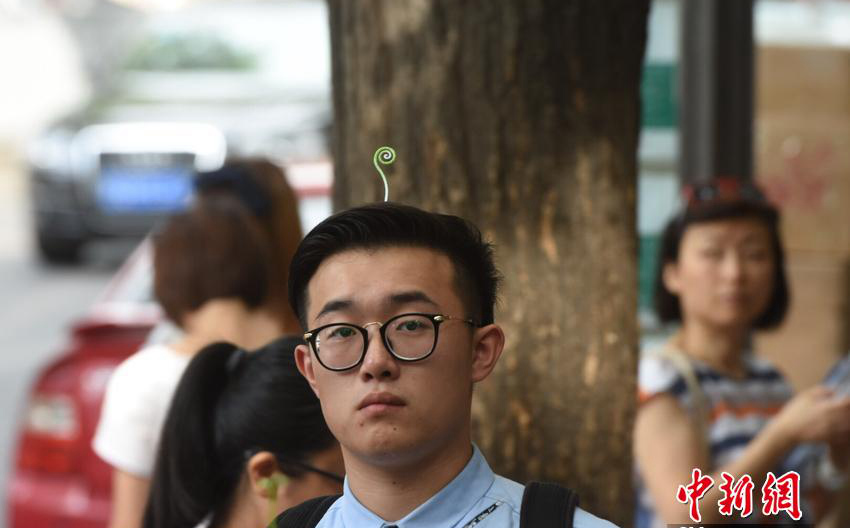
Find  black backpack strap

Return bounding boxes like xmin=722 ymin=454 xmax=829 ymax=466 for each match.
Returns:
xmin=520 ymin=482 xmax=579 ymax=528
xmin=270 ymin=494 xmax=341 ymax=528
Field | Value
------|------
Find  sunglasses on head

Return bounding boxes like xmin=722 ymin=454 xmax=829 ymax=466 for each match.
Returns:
xmin=681 ymin=177 xmax=768 ymax=209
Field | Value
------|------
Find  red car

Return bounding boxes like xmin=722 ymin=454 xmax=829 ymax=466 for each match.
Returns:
xmin=8 ymin=163 xmax=331 ymax=528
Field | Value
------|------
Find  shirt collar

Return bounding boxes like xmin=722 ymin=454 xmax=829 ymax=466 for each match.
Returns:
xmin=340 ymin=445 xmax=496 ymax=528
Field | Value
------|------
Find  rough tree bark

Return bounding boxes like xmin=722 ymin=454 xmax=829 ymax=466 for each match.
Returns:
xmin=327 ymin=1 xmax=648 ymax=525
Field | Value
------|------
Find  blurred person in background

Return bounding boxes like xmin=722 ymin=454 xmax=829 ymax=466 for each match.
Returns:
xmin=193 ymin=158 xmax=303 ymax=332
xmin=143 ymin=337 xmax=344 ymax=528
xmin=633 ymin=178 xmax=850 ymax=527
xmin=145 ymin=158 xmax=304 ymax=345
xmin=94 ymin=195 xmax=291 ymax=528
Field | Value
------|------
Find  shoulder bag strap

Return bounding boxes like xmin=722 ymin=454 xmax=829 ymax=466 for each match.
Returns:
xmin=520 ymin=481 xmax=579 ymax=528
xmin=651 ymin=344 xmax=711 ymax=465
xmin=269 ymin=494 xmax=341 ymax=528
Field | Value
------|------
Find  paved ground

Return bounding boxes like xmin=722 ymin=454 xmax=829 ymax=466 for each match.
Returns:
xmin=0 ymin=155 xmax=125 ymax=527
xmin=0 ymin=9 xmax=115 ymax=523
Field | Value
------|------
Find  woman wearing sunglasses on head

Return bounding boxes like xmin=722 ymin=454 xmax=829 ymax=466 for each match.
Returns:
xmin=633 ymin=178 xmax=850 ymax=527
xmin=143 ymin=336 xmax=344 ymax=528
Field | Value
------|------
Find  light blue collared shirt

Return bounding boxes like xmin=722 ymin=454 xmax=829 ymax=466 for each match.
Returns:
xmin=315 ymin=446 xmax=619 ymax=528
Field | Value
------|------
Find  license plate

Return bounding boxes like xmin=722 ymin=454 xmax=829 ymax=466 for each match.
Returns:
xmin=96 ymin=165 xmax=193 ymax=214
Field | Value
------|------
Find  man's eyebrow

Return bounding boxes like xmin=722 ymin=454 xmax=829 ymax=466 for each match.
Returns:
xmin=314 ymin=291 xmax=438 ymax=322
xmin=387 ymin=291 xmax=439 ymax=308
xmin=315 ymin=299 xmax=354 ymax=320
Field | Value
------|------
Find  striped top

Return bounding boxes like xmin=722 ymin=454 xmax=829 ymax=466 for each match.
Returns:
xmin=633 ymin=350 xmax=794 ymax=528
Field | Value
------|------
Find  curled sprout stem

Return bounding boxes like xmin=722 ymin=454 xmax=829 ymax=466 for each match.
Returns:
xmin=372 ymin=146 xmax=396 ymax=202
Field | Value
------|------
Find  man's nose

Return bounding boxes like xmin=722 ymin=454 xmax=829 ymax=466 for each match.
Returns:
xmin=359 ymin=324 xmax=400 ymax=381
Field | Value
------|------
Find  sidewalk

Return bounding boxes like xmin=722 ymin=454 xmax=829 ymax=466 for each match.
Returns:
xmin=0 ymin=148 xmax=29 ymax=260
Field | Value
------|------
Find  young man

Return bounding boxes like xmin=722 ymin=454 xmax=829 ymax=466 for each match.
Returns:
xmin=284 ymin=202 xmax=618 ymax=527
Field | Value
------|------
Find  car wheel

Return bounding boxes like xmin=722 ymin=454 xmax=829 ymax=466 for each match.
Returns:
xmin=36 ymin=233 xmax=83 ymax=264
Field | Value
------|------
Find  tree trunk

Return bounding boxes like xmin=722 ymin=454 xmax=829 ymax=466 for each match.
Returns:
xmin=328 ymin=1 xmax=647 ymax=525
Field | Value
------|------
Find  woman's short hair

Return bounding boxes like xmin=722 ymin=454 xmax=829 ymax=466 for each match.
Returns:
xmin=654 ymin=180 xmax=790 ymax=330
xmin=152 ymin=197 xmax=272 ymax=327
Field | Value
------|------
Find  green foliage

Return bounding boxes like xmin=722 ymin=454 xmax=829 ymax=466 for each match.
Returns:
xmin=123 ymin=31 xmax=258 ymax=72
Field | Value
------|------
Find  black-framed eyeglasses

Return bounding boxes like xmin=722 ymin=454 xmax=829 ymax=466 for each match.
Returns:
xmin=244 ymin=449 xmax=345 ymax=483
xmin=303 ymin=312 xmax=479 ymax=372
xmin=274 ymin=453 xmax=344 ymax=483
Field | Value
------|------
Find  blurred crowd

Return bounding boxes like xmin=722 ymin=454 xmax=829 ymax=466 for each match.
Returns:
xmin=4 ymin=2 xmax=850 ymax=528
xmin=82 ymin=160 xmax=850 ymax=528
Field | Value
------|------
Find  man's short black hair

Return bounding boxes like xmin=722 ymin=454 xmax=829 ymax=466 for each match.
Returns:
xmin=288 ymin=202 xmax=500 ymax=328
xmin=654 ymin=199 xmax=789 ymax=329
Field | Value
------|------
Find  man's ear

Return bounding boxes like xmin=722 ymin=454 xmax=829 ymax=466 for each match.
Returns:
xmin=662 ymin=261 xmax=682 ymax=295
xmin=247 ymin=451 xmax=286 ymax=499
xmin=294 ymin=343 xmax=321 ymax=398
xmin=470 ymin=324 xmax=505 ymax=384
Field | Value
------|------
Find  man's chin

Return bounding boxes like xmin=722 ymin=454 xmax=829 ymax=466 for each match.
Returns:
xmin=347 ymin=430 xmax=423 ymax=466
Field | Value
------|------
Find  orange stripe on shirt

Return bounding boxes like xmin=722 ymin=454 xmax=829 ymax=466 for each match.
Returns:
xmin=709 ymin=402 xmax=784 ymax=422
xmin=636 ymin=390 xmax=785 ymax=420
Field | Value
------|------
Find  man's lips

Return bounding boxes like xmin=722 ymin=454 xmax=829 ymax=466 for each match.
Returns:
xmin=357 ymin=391 xmax=406 ymax=410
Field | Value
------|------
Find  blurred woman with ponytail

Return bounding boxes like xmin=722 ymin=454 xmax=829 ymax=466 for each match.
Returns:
xmin=94 ymin=195 xmax=295 ymax=528
xmin=143 ymin=337 xmax=343 ymax=528
xmin=142 ymin=158 xmax=304 ymax=346
xmin=192 ymin=158 xmax=303 ymax=332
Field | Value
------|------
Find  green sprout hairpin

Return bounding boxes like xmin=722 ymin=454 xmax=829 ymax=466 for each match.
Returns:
xmin=373 ymin=146 xmax=396 ymax=202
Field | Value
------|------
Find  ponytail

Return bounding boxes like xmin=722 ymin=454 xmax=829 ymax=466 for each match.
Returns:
xmin=143 ymin=337 xmax=335 ymax=528
xmin=143 ymin=342 xmax=243 ymax=528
